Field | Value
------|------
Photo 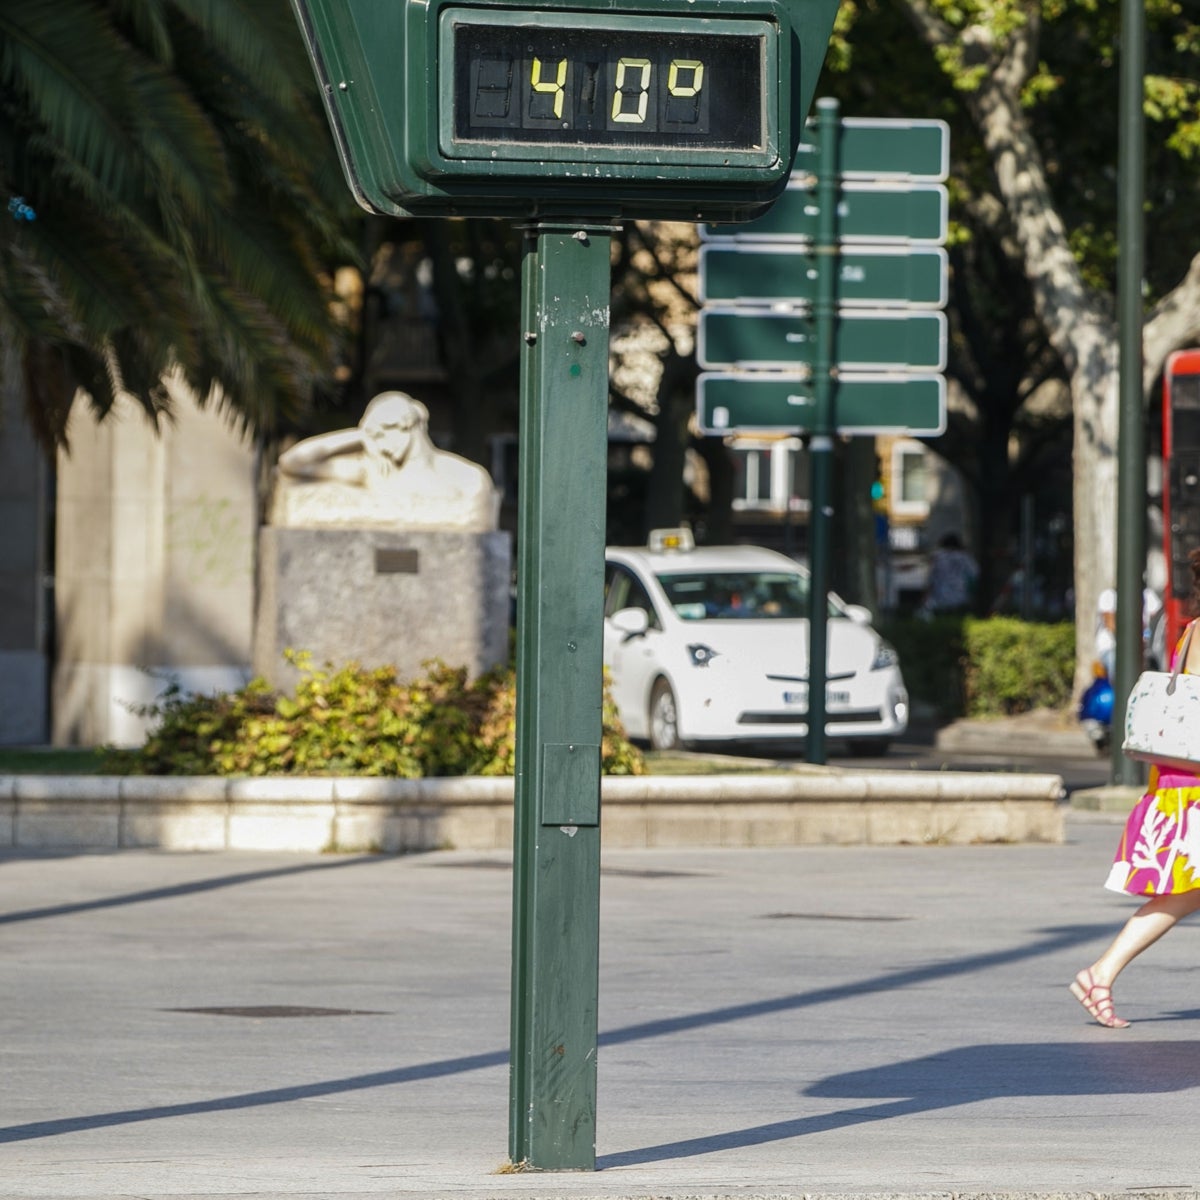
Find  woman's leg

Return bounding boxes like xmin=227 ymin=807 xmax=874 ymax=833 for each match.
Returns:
xmin=1072 ymin=889 xmax=1200 ymax=1026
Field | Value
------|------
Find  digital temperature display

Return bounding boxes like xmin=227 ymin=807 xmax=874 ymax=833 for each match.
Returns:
xmin=449 ymin=15 xmax=767 ymax=154
xmin=293 ymin=0 xmax=831 ymax=219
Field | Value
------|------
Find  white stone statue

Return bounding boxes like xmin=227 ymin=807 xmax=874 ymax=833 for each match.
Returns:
xmin=271 ymin=392 xmax=499 ymax=532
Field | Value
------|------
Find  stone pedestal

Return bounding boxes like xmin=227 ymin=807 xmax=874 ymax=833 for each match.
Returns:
xmin=253 ymin=527 xmax=512 ymax=691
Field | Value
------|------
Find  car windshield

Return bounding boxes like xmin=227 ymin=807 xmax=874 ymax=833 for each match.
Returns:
xmin=656 ymin=570 xmax=842 ymax=621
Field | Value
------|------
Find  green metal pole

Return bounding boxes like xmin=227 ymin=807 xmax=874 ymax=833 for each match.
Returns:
xmin=509 ymin=220 xmax=613 ymax=1170
xmin=1110 ymin=0 xmax=1146 ymax=785
xmin=806 ymin=96 xmax=839 ymax=765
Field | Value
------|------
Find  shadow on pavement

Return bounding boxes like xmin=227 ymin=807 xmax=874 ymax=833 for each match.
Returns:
xmin=597 ymin=923 xmax=1109 ymax=1047
xmin=0 ymin=921 xmax=1120 ymax=1145
xmin=0 ymin=856 xmax=384 ymax=926
xmin=601 ymin=1039 xmax=1200 ymax=1167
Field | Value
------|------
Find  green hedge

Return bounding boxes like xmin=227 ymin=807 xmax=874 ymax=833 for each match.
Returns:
xmin=106 ymin=620 xmax=1074 ymax=774
xmin=106 ymin=651 xmax=644 ymax=778
xmin=879 ymin=616 xmax=1075 ymax=719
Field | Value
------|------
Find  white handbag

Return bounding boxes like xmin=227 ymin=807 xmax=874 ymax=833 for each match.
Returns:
xmin=1122 ymin=622 xmax=1200 ymax=771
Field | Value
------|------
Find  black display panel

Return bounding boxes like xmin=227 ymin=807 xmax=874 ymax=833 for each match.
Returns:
xmin=452 ymin=20 xmax=765 ymax=151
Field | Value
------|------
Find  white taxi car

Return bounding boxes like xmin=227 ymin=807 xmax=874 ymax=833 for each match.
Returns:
xmin=603 ymin=531 xmax=908 ymax=753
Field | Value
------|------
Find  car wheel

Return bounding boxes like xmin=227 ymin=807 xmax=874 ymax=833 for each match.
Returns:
xmin=648 ymin=678 xmax=682 ymax=751
xmin=847 ymin=739 xmax=890 ymax=757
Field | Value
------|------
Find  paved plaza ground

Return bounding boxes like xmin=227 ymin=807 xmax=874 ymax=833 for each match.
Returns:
xmin=1 ymin=812 xmax=1197 ymax=1199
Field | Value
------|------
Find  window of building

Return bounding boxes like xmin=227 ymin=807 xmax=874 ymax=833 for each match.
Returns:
xmin=890 ymin=440 xmax=931 ymax=518
xmin=729 ymin=439 xmax=809 ymax=513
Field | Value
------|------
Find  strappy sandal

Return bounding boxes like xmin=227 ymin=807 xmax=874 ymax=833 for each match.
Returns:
xmin=1070 ymin=968 xmax=1130 ymax=1028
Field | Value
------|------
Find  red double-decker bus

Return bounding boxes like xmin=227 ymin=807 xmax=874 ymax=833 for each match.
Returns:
xmin=1162 ymin=349 xmax=1200 ymax=655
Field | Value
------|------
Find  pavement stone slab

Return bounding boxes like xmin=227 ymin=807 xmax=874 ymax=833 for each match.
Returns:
xmin=0 ymin=819 xmax=1195 ymax=1199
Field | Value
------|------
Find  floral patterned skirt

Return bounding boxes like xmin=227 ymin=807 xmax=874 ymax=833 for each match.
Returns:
xmin=1106 ymin=766 xmax=1200 ymax=895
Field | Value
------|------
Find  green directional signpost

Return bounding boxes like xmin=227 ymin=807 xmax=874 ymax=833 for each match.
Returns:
xmin=700 ymin=244 xmax=948 ymax=306
xmin=794 ymin=116 xmax=949 ymax=179
xmin=696 ymin=100 xmax=950 ymax=764
xmin=291 ymin=0 xmax=840 ymax=1175
xmin=702 ymin=180 xmax=948 ymax=244
xmin=698 ymin=308 xmax=947 ymax=372
xmin=699 ymin=373 xmax=946 ymax=434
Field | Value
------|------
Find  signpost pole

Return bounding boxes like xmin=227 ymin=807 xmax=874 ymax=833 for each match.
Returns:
xmin=509 ymin=221 xmax=613 ymax=1171
xmin=1110 ymin=0 xmax=1146 ymax=786
xmin=806 ymin=96 xmax=839 ymax=765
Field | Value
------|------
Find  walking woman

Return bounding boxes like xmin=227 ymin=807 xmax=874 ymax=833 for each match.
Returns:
xmin=1070 ymin=548 xmax=1200 ymax=1028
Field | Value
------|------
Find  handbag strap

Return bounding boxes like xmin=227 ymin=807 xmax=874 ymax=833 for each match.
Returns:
xmin=1168 ymin=620 xmax=1197 ymax=695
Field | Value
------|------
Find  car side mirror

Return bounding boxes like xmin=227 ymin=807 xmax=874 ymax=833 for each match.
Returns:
xmin=843 ymin=604 xmax=873 ymax=625
xmin=610 ymin=607 xmax=650 ymax=639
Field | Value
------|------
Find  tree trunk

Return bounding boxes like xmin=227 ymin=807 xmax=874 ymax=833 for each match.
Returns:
xmin=694 ymin=436 xmax=735 ymax=543
xmin=1069 ymin=338 xmax=1121 ymax=686
xmin=834 ymin=438 xmax=879 ymax=609
xmin=644 ymin=347 xmax=695 ymax=534
xmin=901 ymin=0 xmax=1120 ymax=687
xmin=1144 ymin=249 xmax=1200 ymax=391
xmin=420 ymin=220 xmax=489 ymax=465
xmin=644 ymin=396 xmax=689 ymax=533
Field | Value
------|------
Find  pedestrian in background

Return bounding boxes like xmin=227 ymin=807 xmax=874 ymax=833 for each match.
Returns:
xmin=921 ymin=532 xmax=978 ymax=617
xmin=1070 ymin=547 xmax=1200 ymax=1028
xmin=1094 ymin=584 xmax=1162 ymax=678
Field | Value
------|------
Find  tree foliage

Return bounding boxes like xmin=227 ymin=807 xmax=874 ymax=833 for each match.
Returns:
xmin=825 ymin=0 xmax=1200 ymax=679
xmin=0 ymin=0 xmax=357 ymax=448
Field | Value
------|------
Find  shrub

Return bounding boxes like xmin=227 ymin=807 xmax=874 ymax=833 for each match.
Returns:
xmin=962 ymin=618 xmax=1075 ymax=716
xmin=106 ymin=651 xmax=644 ymax=777
xmin=878 ymin=615 xmax=969 ymax=718
xmin=879 ymin=616 xmax=1075 ymax=719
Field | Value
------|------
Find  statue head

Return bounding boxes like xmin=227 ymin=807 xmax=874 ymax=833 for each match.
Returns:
xmin=359 ymin=392 xmax=429 ymax=476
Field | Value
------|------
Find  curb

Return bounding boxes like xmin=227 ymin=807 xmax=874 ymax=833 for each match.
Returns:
xmin=0 ymin=769 xmax=1066 ymax=853
xmin=412 ymin=1193 xmax=1200 ymax=1200
xmin=935 ymin=721 xmax=1093 ymax=757
xmin=1071 ymin=783 xmax=1142 ymax=813
xmin=429 ymin=1193 xmax=1200 ymax=1200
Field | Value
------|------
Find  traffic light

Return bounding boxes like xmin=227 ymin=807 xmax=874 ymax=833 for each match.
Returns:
xmin=871 ymin=456 xmax=887 ymax=511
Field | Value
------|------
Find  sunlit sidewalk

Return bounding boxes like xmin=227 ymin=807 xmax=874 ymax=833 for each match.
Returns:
xmin=0 ymin=819 xmax=1190 ymax=1199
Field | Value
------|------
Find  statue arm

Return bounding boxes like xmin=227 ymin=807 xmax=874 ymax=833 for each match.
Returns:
xmin=277 ymin=429 xmax=366 ymax=482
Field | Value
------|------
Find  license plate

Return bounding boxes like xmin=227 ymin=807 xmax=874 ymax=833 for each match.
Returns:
xmin=783 ymin=688 xmax=850 ymax=706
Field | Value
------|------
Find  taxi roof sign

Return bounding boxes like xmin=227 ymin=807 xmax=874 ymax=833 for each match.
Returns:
xmin=648 ymin=528 xmax=696 ymax=552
